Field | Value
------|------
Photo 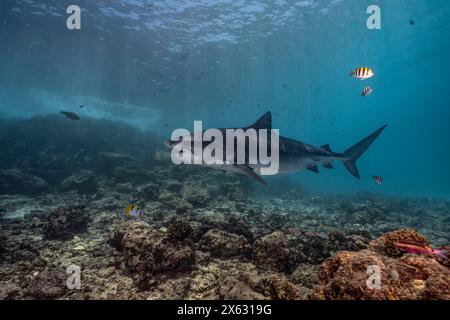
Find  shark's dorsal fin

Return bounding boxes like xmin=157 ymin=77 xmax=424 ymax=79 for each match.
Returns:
xmin=321 ymin=144 xmax=332 ymax=152
xmin=307 ymin=165 xmax=319 ymax=173
xmin=249 ymin=111 xmax=272 ymax=130
xmin=234 ymin=164 xmax=267 ymax=185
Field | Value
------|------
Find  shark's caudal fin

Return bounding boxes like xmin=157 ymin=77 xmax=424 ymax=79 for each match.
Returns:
xmin=342 ymin=124 xmax=387 ymax=179
xmin=248 ymin=111 xmax=272 ymax=130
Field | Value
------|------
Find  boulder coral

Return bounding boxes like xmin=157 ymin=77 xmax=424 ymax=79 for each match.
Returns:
xmin=111 ymin=221 xmax=195 ymax=289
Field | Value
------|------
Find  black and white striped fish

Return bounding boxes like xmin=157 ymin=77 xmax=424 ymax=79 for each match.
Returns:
xmin=361 ymin=86 xmax=373 ymax=97
xmin=350 ymin=67 xmax=374 ymax=80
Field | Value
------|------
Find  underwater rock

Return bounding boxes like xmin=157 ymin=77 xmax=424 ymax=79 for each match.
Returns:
xmin=369 ymin=229 xmax=429 ymax=257
xmin=290 ymin=264 xmax=320 ymax=290
xmin=194 ymin=216 xmax=254 ymax=242
xmin=254 ymin=231 xmax=290 ymax=272
xmin=112 ymin=166 xmax=142 ymax=183
xmin=43 ymin=206 xmax=90 ymax=240
xmin=111 ymin=221 xmax=195 ymax=289
xmin=314 ymin=249 xmax=450 ymax=300
xmin=175 ymin=198 xmax=194 ymax=214
xmin=199 ymin=229 xmax=252 ymax=258
xmin=219 ymin=276 xmax=267 ymax=300
xmin=167 ymin=219 xmax=194 ymax=242
xmin=0 ymin=169 xmax=49 ymax=196
xmin=60 ymin=170 xmax=98 ymax=194
xmin=137 ymin=183 xmax=159 ymax=200
xmin=182 ymin=184 xmax=210 ymax=207
xmin=262 ymin=274 xmax=305 ymax=300
xmin=0 ymin=235 xmax=6 ymax=259
xmin=289 ymin=233 xmax=332 ymax=265
xmin=221 ymin=181 xmax=248 ymax=202
xmin=164 ymin=179 xmax=183 ymax=192
xmin=96 ymin=152 xmax=138 ymax=175
xmin=115 ymin=182 xmax=134 ymax=194
xmin=328 ymin=229 xmax=370 ymax=251
xmin=25 ymin=267 xmax=68 ymax=299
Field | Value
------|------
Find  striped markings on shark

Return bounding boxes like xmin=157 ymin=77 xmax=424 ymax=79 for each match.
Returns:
xmin=165 ymin=112 xmax=387 ymax=185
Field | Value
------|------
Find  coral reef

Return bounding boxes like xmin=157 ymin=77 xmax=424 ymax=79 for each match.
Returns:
xmin=199 ymin=229 xmax=251 ymax=258
xmin=369 ymin=229 xmax=429 ymax=257
xmin=314 ymin=249 xmax=449 ymax=300
xmin=254 ymin=231 xmax=290 ymax=272
xmin=44 ymin=206 xmax=90 ymax=240
xmin=262 ymin=274 xmax=305 ymax=300
xmin=167 ymin=219 xmax=194 ymax=242
xmin=111 ymin=221 xmax=195 ymax=289
xmin=0 ymin=169 xmax=48 ymax=195
xmin=60 ymin=171 xmax=98 ymax=194
xmin=314 ymin=231 xmax=450 ymax=300
xmin=0 ymin=117 xmax=449 ymax=300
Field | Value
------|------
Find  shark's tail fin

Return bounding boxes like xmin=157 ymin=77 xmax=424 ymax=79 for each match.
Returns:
xmin=342 ymin=125 xmax=387 ymax=179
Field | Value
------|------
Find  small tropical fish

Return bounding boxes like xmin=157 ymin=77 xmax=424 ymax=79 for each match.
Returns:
xmin=373 ymin=175 xmax=383 ymax=184
xmin=394 ymin=241 xmax=448 ymax=259
xmin=361 ymin=86 xmax=373 ymax=97
xmin=124 ymin=204 xmax=143 ymax=217
xmin=350 ymin=67 xmax=374 ymax=80
xmin=79 ymin=105 xmax=85 ymax=109
xmin=61 ymin=110 xmax=80 ymax=121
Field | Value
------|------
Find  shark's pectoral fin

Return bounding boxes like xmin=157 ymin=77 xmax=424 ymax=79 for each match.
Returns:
xmin=307 ymin=164 xmax=319 ymax=173
xmin=321 ymin=144 xmax=333 ymax=153
xmin=322 ymin=161 xmax=334 ymax=169
xmin=234 ymin=164 xmax=267 ymax=185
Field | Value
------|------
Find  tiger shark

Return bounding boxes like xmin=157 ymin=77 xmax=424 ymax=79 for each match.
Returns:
xmin=165 ymin=111 xmax=387 ymax=185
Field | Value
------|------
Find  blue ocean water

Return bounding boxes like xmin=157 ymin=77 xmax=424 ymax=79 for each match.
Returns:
xmin=0 ymin=0 xmax=449 ymax=198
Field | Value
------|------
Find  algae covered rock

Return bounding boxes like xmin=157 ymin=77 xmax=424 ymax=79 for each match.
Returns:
xmin=0 ymin=169 xmax=49 ymax=195
xmin=167 ymin=219 xmax=194 ymax=242
xmin=254 ymin=231 xmax=290 ymax=272
xmin=44 ymin=206 xmax=90 ymax=240
xmin=219 ymin=276 xmax=266 ymax=300
xmin=314 ymin=230 xmax=450 ymax=300
xmin=199 ymin=229 xmax=251 ymax=257
xmin=314 ymin=249 xmax=450 ymax=300
xmin=96 ymin=152 xmax=138 ymax=175
xmin=25 ymin=267 xmax=68 ymax=299
xmin=111 ymin=221 xmax=195 ymax=289
xmin=262 ymin=274 xmax=305 ymax=300
xmin=369 ymin=228 xmax=429 ymax=257
xmin=60 ymin=170 xmax=98 ymax=194
xmin=182 ymin=184 xmax=210 ymax=207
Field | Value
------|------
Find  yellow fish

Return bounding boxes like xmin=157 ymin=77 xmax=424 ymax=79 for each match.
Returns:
xmin=350 ymin=67 xmax=374 ymax=80
xmin=124 ymin=204 xmax=143 ymax=217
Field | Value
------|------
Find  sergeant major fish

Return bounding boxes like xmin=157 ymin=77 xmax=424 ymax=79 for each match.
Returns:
xmin=361 ymin=86 xmax=373 ymax=97
xmin=350 ymin=67 xmax=374 ymax=80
